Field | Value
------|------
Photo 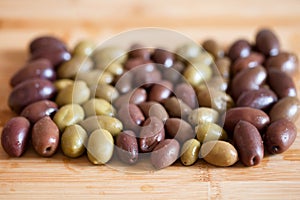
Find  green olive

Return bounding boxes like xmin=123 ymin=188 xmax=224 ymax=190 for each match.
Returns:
xmin=61 ymin=124 xmax=88 ymax=158
xmin=188 ymin=107 xmax=219 ymax=126
xmin=57 ymin=56 xmax=93 ymax=79
xmin=76 ymin=69 xmax=114 ymax=86
xmin=195 ymin=122 xmax=228 ymax=143
xmin=91 ymin=83 xmax=119 ymax=103
xmin=87 ymin=129 xmax=114 ymax=165
xmin=79 ymin=115 xmax=123 ymax=136
xmin=82 ymin=98 xmax=116 ymax=117
xmin=53 ymin=104 xmax=85 ymax=131
xmin=175 ymin=43 xmax=201 ymax=61
xmin=183 ymin=63 xmax=212 ymax=87
xmin=54 ymin=79 xmax=74 ymax=92
xmin=180 ymin=139 xmax=201 ymax=166
xmin=55 ymin=80 xmax=90 ymax=106
xmin=93 ymin=46 xmax=128 ymax=69
xmin=73 ymin=40 xmax=96 ymax=57
xmin=200 ymin=140 xmax=238 ymax=167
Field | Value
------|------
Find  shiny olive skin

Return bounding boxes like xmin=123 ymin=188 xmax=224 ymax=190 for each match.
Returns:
xmin=1 ymin=117 xmax=30 ymax=157
xmin=54 ymin=79 xmax=74 ymax=91
xmin=265 ymin=52 xmax=299 ymax=75
xmin=9 ymin=79 xmax=56 ymax=113
xmin=114 ymin=88 xmax=147 ymax=109
xmin=255 ymin=28 xmax=280 ymax=56
xmin=236 ymin=88 xmax=278 ymax=111
xmin=10 ymin=59 xmax=55 ymax=87
xmin=165 ymin=118 xmax=195 ymax=143
xmin=162 ymin=97 xmax=192 ymax=119
xmin=269 ymin=96 xmax=300 ymax=122
xmin=264 ymin=119 xmax=297 ymax=154
xmin=151 ymin=139 xmax=180 ymax=169
xmin=117 ymin=104 xmax=145 ymax=132
xmin=148 ymin=80 xmax=173 ymax=102
xmin=61 ymin=124 xmax=88 ymax=158
xmin=151 ymin=48 xmax=174 ymax=68
xmin=87 ymin=129 xmax=114 ymax=165
xmin=93 ymin=83 xmax=119 ymax=103
xmin=233 ymin=120 xmax=264 ymax=166
xmin=32 ymin=116 xmax=59 ymax=157
xmin=128 ymin=43 xmax=151 ymax=60
xmin=231 ymin=52 xmax=264 ymax=76
xmin=188 ymin=107 xmax=219 ymax=126
xmin=116 ymin=130 xmax=139 ymax=164
xmin=53 ymin=104 xmax=85 ymax=131
xmin=228 ymin=39 xmax=251 ymax=61
xmin=200 ymin=140 xmax=238 ymax=167
xmin=29 ymin=36 xmax=67 ymax=53
xmin=230 ymin=66 xmax=267 ymax=100
xmin=138 ymin=101 xmax=169 ymax=122
xmin=20 ymin=100 xmax=58 ymax=124
xmin=223 ymin=107 xmax=270 ymax=133
xmin=180 ymin=139 xmax=201 ymax=166
xmin=267 ymin=69 xmax=297 ymax=98
xmin=73 ymin=40 xmax=95 ymax=57
xmin=76 ymin=69 xmax=114 ymax=86
xmin=175 ymin=82 xmax=198 ymax=109
xmin=196 ymin=122 xmax=228 ymax=143
xmin=79 ymin=115 xmax=123 ymax=136
xmin=139 ymin=116 xmax=165 ymax=152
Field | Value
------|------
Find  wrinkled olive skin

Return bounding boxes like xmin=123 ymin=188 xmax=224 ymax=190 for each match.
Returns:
xmin=236 ymin=88 xmax=278 ymax=111
xmin=267 ymin=69 xmax=297 ymax=99
xmin=188 ymin=107 xmax=219 ymax=126
xmin=53 ymin=104 xmax=85 ymax=131
xmin=10 ymin=59 xmax=55 ymax=87
xmin=265 ymin=52 xmax=299 ymax=75
xmin=9 ymin=79 xmax=56 ymax=113
xmin=151 ymin=139 xmax=180 ymax=169
xmin=87 ymin=129 xmax=114 ymax=165
xmin=79 ymin=115 xmax=123 ymax=136
xmin=231 ymin=52 xmax=264 ymax=76
xmin=175 ymin=83 xmax=198 ymax=109
xmin=223 ymin=107 xmax=270 ymax=133
xmin=148 ymin=80 xmax=173 ymax=102
xmin=180 ymin=139 xmax=201 ymax=166
xmin=139 ymin=101 xmax=169 ymax=122
xmin=264 ymin=119 xmax=297 ymax=154
xmin=230 ymin=66 xmax=267 ymax=100
xmin=139 ymin=117 xmax=165 ymax=153
xmin=196 ymin=122 xmax=228 ymax=143
xmin=55 ymin=80 xmax=90 ymax=106
xmin=200 ymin=141 xmax=238 ymax=167
xmin=117 ymin=104 xmax=144 ymax=132
xmin=20 ymin=100 xmax=58 ymax=124
xmin=255 ymin=29 xmax=280 ymax=56
xmin=116 ymin=130 xmax=139 ymax=164
xmin=233 ymin=120 xmax=264 ymax=166
xmin=162 ymin=97 xmax=192 ymax=119
xmin=1 ymin=117 xmax=30 ymax=157
xmin=269 ymin=97 xmax=300 ymax=122
xmin=165 ymin=118 xmax=195 ymax=143
xmin=32 ymin=116 xmax=60 ymax=157
xmin=61 ymin=124 xmax=88 ymax=158
xmin=228 ymin=39 xmax=251 ymax=61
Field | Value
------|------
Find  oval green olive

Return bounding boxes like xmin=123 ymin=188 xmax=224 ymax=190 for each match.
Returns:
xmin=54 ymin=79 xmax=74 ymax=92
xmin=195 ymin=122 xmax=228 ymax=143
xmin=82 ymin=98 xmax=116 ymax=117
xmin=91 ymin=83 xmax=119 ymax=103
xmin=57 ymin=56 xmax=93 ymax=79
xmin=56 ymin=80 xmax=90 ymax=106
xmin=180 ymin=139 xmax=201 ymax=166
xmin=61 ymin=124 xmax=88 ymax=158
xmin=53 ymin=104 xmax=85 ymax=131
xmin=188 ymin=107 xmax=219 ymax=126
xmin=76 ymin=69 xmax=114 ymax=86
xmin=200 ymin=140 xmax=238 ymax=167
xmin=79 ymin=115 xmax=123 ymax=136
xmin=87 ymin=129 xmax=114 ymax=165
xmin=73 ymin=40 xmax=96 ymax=57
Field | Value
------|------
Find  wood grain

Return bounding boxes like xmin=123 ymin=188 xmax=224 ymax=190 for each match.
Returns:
xmin=1 ymin=0 xmax=300 ymax=199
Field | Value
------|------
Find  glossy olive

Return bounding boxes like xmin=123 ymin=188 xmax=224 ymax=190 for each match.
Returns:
xmin=195 ymin=122 xmax=228 ymax=143
xmin=255 ymin=28 xmax=280 ymax=56
xmin=265 ymin=52 xmax=299 ymax=75
xmin=269 ymin=96 xmax=300 ymax=122
xmin=117 ymin=104 xmax=144 ymax=132
xmin=228 ymin=39 xmax=251 ymax=61
xmin=175 ymin=82 xmax=198 ymax=109
xmin=82 ymin=98 xmax=116 ymax=117
xmin=162 ymin=97 xmax=192 ymax=119
xmin=231 ymin=52 xmax=264 ymax=76
xmin=116 ymin=130 xmax=139 ymax=164
xmin=138 ymin=101 xmax=169 ymax=122
xmin=180 ymin=139 xmax=201 ymax=166
xmin=57 ymin=56 xmax=93 ymax=79
xmin=148 ymin=80 xmax=173 ymax=102
xmin=165 ymin=118 xmax=195 ymax=143
xmin=188 ymin=107 xmax=219 ymax=126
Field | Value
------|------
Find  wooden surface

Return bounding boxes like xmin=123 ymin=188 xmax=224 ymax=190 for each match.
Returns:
xmin=1 ymin=0 xmax=300 ymax=199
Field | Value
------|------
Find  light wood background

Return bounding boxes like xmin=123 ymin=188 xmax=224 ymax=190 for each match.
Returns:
xmin=1 ymin=0 xmax=300 ymax=199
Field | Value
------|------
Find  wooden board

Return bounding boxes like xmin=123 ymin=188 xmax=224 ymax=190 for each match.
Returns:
xmin=1 ymin=0 xmax=300 ymax=199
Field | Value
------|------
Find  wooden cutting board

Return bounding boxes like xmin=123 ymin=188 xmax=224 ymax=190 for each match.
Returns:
xmin=1 ymin=0 xmax=300 ymax=199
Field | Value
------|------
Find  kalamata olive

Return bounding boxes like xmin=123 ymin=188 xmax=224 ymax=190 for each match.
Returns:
xmin=269 ymin=97 xmax=300 ymax=122
xmin=128 ymin=43 xmax=151 ymax=60
xmin=265 ymin=52 xmax=299 ymax=75
xmin=29 ymin=35 xmax=67 ymax=53
xmin=1 ymin=117 xmax=30 ymax=157
xmin=264 ymin=119 xmax=297 ymax=154
xmin=152 ymin=48 xmax=174 ymax=68
xmin=255 ymin=29 xmax=280 ymax=56
xmin=228 ymin=39 xmax=251 ymax=61
xmin=165 ymin=118 xmax=195 ymax=143
xmin=175 ymin=82 xmax=198 ymax=109
xmin=8 ymin=79 xmax=56 ymax=113
xmin=116 ymin=130 xmax=139 ymax=164
xmin=233 ymin=120 xmax=264 ymax=166
xmin=138 ymin=101 xmax=169 ymax=122
xmin=117 ymin=104 xmax=145 ymax=132
xmin=148 ymin=80 xmax=173 ymax=102
xmin=231 ymin=52 xmax=264 ymax=76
